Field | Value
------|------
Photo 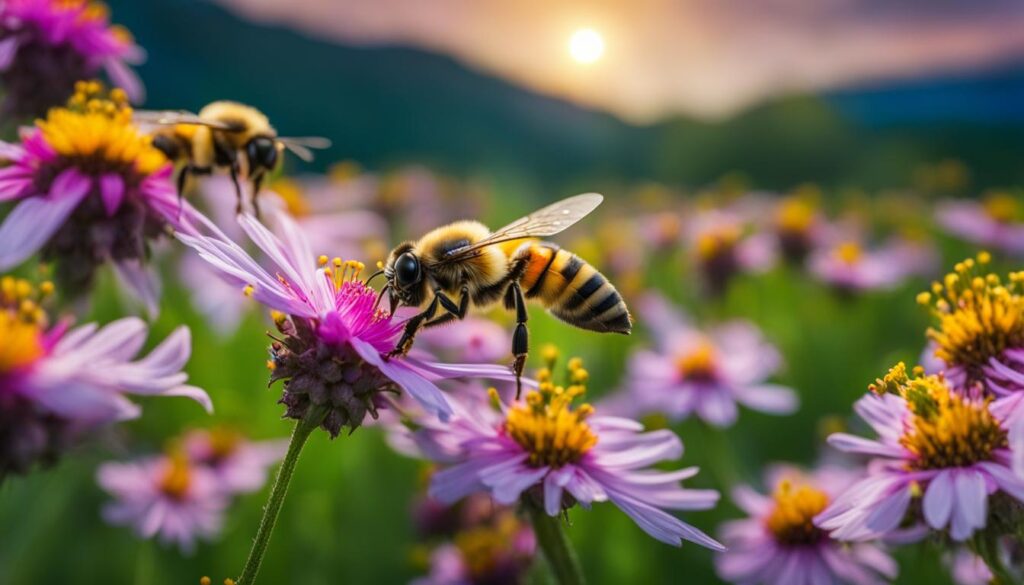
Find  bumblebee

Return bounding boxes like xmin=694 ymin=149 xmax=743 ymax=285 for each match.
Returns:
xmin=135 ymin=101 xmax=329 ymax=214
xmin=379 ymin=193 xmax=631 ymax=394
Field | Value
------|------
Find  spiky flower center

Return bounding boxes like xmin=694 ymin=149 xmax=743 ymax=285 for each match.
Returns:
xmin=453 ymin=513 xmax=524 ymax=579
xmin=764 ymin=480 xmax=829 ymax=545
xmin=676 ymin=341 xmax=717 ymax=381
xmin=158 ymin=453 xmax=192 ymax=501
xmin=983 ymin=193 xmax=1019 ymax=223
xmin=0 ymin=276 xmax=52 ymax=375
xmin=833 ymin=242 xmax=863 ymax=265
xmin=37 ymin=81 xmax=165 ymax=176
xmin=504 ymin=357 xmax=597 ymax=468
xmin=919 ymin=253 xmax=1024 ymax=370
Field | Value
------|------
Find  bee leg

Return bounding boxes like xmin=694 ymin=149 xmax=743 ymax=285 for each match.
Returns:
xmin=229 ymin=163 xmax=244 ymax=215
xmin=251 ymin=172 xmax=265 ymax=219
xmin=510 ymin=281 xmax=528 ymax=399
xmin=435 ymin=284 xmax=470 ymax=320
xmin=388 ymin=293 xmax=440 ymax=358
xmin=175 ymin=165 xmax=192 ymax=216
xmin=423 ymin=313 xmax=458 ymax=329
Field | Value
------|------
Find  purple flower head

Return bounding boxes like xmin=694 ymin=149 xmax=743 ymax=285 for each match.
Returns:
xmin=948 ymin=548 xmax=994 ymax=585
xmin=0 ymin=82 xmax=193 ymax=314
xmin=936 ymin=193 xmax=1024 ymax=257
xmin=174 ymin=207 xmax=521 ymax=436
xmin=182 ymin=427 xmax=286 ymax=496
xmin=0 ymin=275 xmax=211 ymax=475
xmin=97 ymin=451 xmax=227 ymax=554
xmin=817 ymin=363 xmax=1024 ymax=542
xmin=606 ymin=292 xmax=797 ymax=427
xmin=413 ymin=351 xmax=723 ymax=549
xmin=772 ymin=192 xmax=827 ymax=264
xmin=716 ymin=464 xmax=898 ymax=585
xmin=686 ymin=209 xmax=777 ymax=296
xmin=0 ymin=0 xmax=144 ymax=118
xmin=807 ymin=240 xmax=912 ymax=293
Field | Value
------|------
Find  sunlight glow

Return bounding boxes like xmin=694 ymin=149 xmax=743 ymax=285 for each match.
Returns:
xmin=568 ymin=28 xmax=605 ymax=64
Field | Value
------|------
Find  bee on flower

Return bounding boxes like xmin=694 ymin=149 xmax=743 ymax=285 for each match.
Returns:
xmin=0 ymin=275 xmax=210 ymax=477
xmin=0 ymin=82 xmax=198 ymax=313
xmin=936 ymin=192 xmax=1024 ymax=257
xmin=0 ymin=0 xmax=143 ymax=119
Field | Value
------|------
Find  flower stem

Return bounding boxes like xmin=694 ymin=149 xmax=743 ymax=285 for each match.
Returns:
xmin=236 ymin=406 xmax=326 ymax=585
xmin=526 ymin=502 xmax=586 ymax=585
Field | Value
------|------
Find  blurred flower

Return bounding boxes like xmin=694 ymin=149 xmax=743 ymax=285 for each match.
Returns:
xmin=412 ymin=508 xmax=535 ymax=585
xmin=182 ymin=427 xmax=286 ymax=496
xmin=0 ymin=275 xmax=210 ymax=476
xmin=413 ymin=352 xmax=722 ymax=548
xmin=175 ymin=209 xmax=520 ymax=436
xmin=807 ymin=240 xmax=915 ymax=293
xmin=0 ymin=82 xmax=189 ymax=313
xmin=936 ymin=193 xmax=1024 ymax=257
xmin=97 ymin=451 xmax=227 ymax=554
xmin=0 ymin=0 xmax=143 ymax=119
xmin=947 ymin=548 xmax=993 ymax=585
xmin=716 ymin=464 xmax=897 ymax=585
xmin=817 ymin=364 xmax=1024 ymax=542
xmin=418 ymin=317 xmax=509 ymax=364
xmin=607 ymin=293 xmax=796 ymax=427
xmin=686 ymin=209 xmax=777 ymax=296
xmin=772 ymin=190 xmax=827 ymax=264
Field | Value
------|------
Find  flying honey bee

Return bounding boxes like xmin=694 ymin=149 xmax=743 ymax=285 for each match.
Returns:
xmin=135 ymin=101 xmax=330 ymax=214
xmin=378 ymin=193 xmax=631 ymax=394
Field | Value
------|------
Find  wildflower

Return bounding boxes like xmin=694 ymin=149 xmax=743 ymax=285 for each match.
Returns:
xmin=182 ymin=427 xmax=287 ymax=496
xmin=807 ymin=239 xmax=915 ymax=293
xmin=413 ymin=507 xmax=535 ymax=585
xmin=415 ymin=352 xmax=722 ymax=549
xmin=716 ymin=465 xmax=898 ymax=585
xmin=0 ymin=82 xmax=190 ymax=313
xmin=97 ymin=451 xmax=227 ymax=554
xmin=937 ymin=193 xmax=1024 ymax=257
xmin=687 ymin=209 xmax=777 ymax=295
xmin=606 ymin=293 xmax=796 ymax=427
xmin=816 ymin=364 xmax=1024 ymax=542
xmin=773 ymin=193 xmax=824 ymax=263
xmin=418 ymin=317 xmax=510 ymax=364
xmin=0 ymin=0 xmax=143 ymax=118
xmin=948 ymin=548 xmax=994 ymax=585
xmin=175 ymin=208 xmax=521 ymax=436
xmin=0 ymin=276 xmax=210 ymax=476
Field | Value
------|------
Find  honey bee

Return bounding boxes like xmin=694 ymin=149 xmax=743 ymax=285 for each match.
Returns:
xmin=379 ymin=193 xmax=631 ymax=394
xmin=135 ymin=101 xmax=330 ymax=214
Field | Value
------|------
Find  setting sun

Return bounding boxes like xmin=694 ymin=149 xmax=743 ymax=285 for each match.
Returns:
xmin=568 ymin=28 xmax=605 ymax=64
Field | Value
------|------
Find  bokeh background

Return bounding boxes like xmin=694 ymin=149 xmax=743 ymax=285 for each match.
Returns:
xmin=2 ymin=0 xmax=1024 ymax=583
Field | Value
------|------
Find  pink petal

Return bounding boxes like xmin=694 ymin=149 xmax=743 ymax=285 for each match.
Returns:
xmin=100 ymin=173 xmax=125 ymax=216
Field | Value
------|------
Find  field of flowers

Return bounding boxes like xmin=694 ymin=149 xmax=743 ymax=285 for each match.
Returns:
xmin=2 ymin=2 xmax=1024 ymax=585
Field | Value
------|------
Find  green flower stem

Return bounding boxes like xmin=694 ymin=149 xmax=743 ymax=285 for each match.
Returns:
xmin=526 ymin=502 xmax=586 ymax=585
xmin=237 ymin=406 xmax=326 ymax=585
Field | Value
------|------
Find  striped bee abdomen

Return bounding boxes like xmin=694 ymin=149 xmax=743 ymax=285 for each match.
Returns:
xmin=516 ymin=243 xmax=631 ymax=334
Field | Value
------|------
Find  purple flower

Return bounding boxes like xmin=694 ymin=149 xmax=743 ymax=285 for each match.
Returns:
xmin=97 ymin=452 xmax=227 ymax=554
xmin=817 ymin=364 xmax=1024 ymax=542
xmin=937 ymin=194 xmax=1024 ymax=257
xmin=174 ymin=206 xmax=520 ymax=435
xmin=412 ymin=354 xmax=723 ymax=549
xmin=182 ymin=427 xmax=286 ymax=496
xmin=807 ymin=240 xmax=910 ymax=293
xmin=0 ymin=82 xmax=192 ymax=313
xmin=716 ymin=464 xmax=898 ymax=585
xmin=412 ymin=509 xmax=536 ymax=585
xmin=418 ymin=317 xmax=510 ymax=364
xmin=948 ymin=548 xmax=994 ymax=585
xmin=0 ymin=276 xmax=211 ymax=475
xmin=606 ymin=292 xmax=797 ymax=427
xmin=686 ymin=209 xmax=777 ymax=295
xmin=772 ymin=194 xmax=827 ymax=264
xmin=0 ymin=0 xmax=143 ymax=118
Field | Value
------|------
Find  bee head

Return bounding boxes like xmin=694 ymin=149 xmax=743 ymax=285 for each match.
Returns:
xmin=246 ymin=136 xmax=280 ymax=175
xmin=384 ymin=243 xmax=427 ymax=307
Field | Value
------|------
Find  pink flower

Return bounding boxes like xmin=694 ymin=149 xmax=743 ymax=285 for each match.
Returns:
xmin=716 ymin=464 xmax=898 ymax=585
xmin=686 ymin=208 xmax=778 ymax=295
xmin=182 ymin=428 xmax=286 ymax=496
xmin=936 ymin=195 xmax=1024 ymax=257
xmin=418 ymin=317 xmax=510 ymax=364
xmin=807 ymin=239 xmax=921 ymax=293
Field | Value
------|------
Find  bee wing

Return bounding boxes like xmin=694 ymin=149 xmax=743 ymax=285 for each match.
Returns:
xmin=279 ymin=136 xmax=331 ymax=162
xmin=434 ymin=193 xmax=604 ymax=265
xmin=132 ymin=109 xmax=237 ymax=131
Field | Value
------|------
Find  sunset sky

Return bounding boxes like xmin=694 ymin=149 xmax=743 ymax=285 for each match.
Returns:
xmin=215 ymin=0 xmax=1024 ymax=122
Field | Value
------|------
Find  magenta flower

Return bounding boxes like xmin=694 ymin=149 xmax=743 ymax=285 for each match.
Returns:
xmin=412 ymin=356 xmax=722 ymax=549
xmin=936 ymin=194 xmax=1024 ymax=257
xmin=0 ymin=277 xmax=211 ymax=475
xmin=174 ymin=207 xmax=520 ymax=435
xmin=716 ymin=464 xmax=898 ymax=585
xmin=606 ymin=293 xmax=797 ymax=427
xmin=0 ymin=0 xmax=143 ymax=117
xmin=97 ymin=452 xmax=227 ymax=554
xmin=0 ymin=83 xmax=192 ymax=313
xmin=816 ymin=364 xmax=1024 ymax=542
xmin=182 ymin=427 xmax=286 ymax=496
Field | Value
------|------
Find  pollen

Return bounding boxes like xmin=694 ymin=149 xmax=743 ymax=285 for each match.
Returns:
xmin=158 ymin=452 xmax=193 ymax=501
xmin=0 ymin=311 xmax=45 ymax=374
xmin=321 ymin=257 xmax=366 ymax=292
xmin=675 ymin=341 xmax=718 ymax=381
xmin=923 ymin=254 xmax=1024 ymax=370
xmin=37 ymin=81 xmax=167 ymax=176
xmin=764 ymin=479 xmax=829 ymax=545
xmin=504 ymin=358 xmax=598 ymax=468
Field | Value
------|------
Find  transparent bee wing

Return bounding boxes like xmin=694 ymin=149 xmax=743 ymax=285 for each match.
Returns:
xmin=132 ymin=109 xmax=236 ymax=130
xmin=279 ymin=136 xmax=331 ymax=162
xmin=436 ymin=193 xmax=604 ymax=263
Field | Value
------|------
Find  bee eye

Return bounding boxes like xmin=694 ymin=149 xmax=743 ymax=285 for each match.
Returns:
xmin=395 ymin=253 xmax=420 ymax=286
xmin=247 ymin=137 xmax=278 ymax=170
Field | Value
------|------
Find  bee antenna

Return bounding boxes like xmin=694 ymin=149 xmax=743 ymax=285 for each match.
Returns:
xmin=366 ymin=269 xmax=384 ymax=285
xmin=373 ymin=285 xmax=390 ymax=312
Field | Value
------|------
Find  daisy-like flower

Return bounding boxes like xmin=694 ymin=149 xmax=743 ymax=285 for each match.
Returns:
xmin=772 ymin=194 xmax=825 ymax=264
xmin=97 ymin=450 xmax=227 ymax=554
xmin=937 ymin=193 xmax=1024 ymax=257
xmin=607 ymin=293 xmax=797 ymax=427
xmin=686 ymin=209 xmax=777 ymax=296
xmin=0 ymin=275 xmax=210 ymax=476
xmin=174 ymin=208 xmax=520 ymax=436
xmin=414 ymin=352 xmax=723 ymax=549
xmin=182 ymin=427 xmax=287 ymax=496
xmin=807 ymin=240 xmax=913 ymax=293
xmin=413 ymin=507 xmax=536 ymax=585
xmin=716 ymin=464 xmax=898 ymax=585
xmin=0 ymin=81 xmax=189 ymax=313
xmin=816 ymin=363 xmax=1024 ymax=542
xmin=0 ymin=0 xmax=143 ymax=118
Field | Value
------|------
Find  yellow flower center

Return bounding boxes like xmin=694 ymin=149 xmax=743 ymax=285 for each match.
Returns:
xmin=920 ymin=254 xmax=1024 ymax=370
xmin=504 ymin=358 xmax=597 ymax=468
xmin=696 ymin=227 xmax=740 ymax=260
xmin=207 ymin=427 xmax=241 ymax=462
xmin=0 ymin=312 xmax=44 ymax=374
xmin=834 ymin=241 xmax=862 ymax=265
xmin=676 ymin=341 xmax=717 ymax=381
xmin=317 ymin=256 xmax=367 ymax=293
xmin=764 ymin=480 xmax=829 ymax=545
xmin=158 ymin=452 xmax=193 ymax=501
xmin=983 ymin=193 xmax=1019 ymax=223
xmin=37 ymin=81 xmax=166 ymax=176
xmin=775 ymin=198 xmax=815 ymax=234
xmin=272 ymin=179 xmax=309 ymax=217
xmin=453 ymin=513 xmax=523 ymax=579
